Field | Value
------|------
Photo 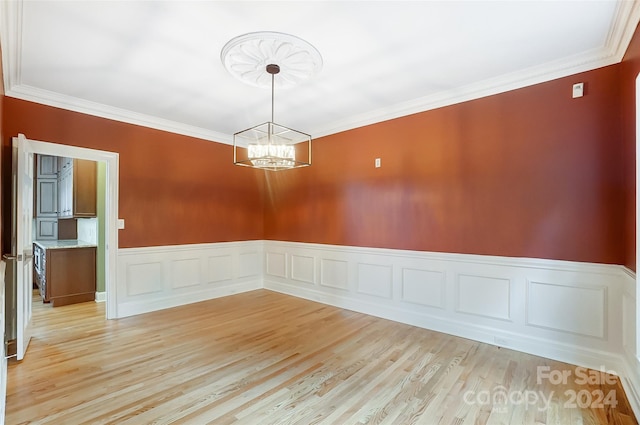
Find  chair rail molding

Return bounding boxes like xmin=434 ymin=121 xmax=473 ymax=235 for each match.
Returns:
xmin=262 ymin=240 xmax=639 ymax=418
xmin=115 ymin=240 xmax=640 ymax=419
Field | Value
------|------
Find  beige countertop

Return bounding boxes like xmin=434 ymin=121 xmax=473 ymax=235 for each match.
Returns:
xmin=34 ymin=240 xmax=97 ymax=250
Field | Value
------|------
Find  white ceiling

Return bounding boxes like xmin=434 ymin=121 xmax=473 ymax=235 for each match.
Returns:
xmin=1 ymin=1 xmax=639 ymax=145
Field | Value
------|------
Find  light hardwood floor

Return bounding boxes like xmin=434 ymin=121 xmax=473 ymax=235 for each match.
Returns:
xmin=5 ymin=289 xmax=638 ymax=424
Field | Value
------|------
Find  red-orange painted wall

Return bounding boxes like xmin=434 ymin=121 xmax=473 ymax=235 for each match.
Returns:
xmin=621 ymin=22 xmax=640 ymax=271
xmin=2 ymin=33 xmax=636 ymax=266
xmin=264 ymin=65 xmax=626 ymax=265
xmin=1 ymin=98 xmax=265 ymax=250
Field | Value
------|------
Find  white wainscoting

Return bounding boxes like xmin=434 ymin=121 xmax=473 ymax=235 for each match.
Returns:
xmin=263 ymin=241 xmax=632 ymax=376
xmin=0 ymin=261 xmax=7 ymax=423
xmin=619 ymin=268 xmax=640 ymax=420
xmin=116 ymin=241 xmax=263 ymax=318
xmin=114 ymin=240 xmax=640 ymax=419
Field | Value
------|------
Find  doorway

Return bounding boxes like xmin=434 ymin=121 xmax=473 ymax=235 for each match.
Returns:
xmin=18 ymin=137 xmax=119 ymax=320
xmin=33 ymin=154 xmax=104 ymax=313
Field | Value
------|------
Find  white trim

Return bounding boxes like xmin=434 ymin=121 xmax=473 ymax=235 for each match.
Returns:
xmin=632 ymin=69 xmax=640 ymax=421
xmin=117 ymin=279 xmax=262 ymax=318
xmin=0 ymin=0 xmax=23 ymax=95
xmin=94 ymin=292 xmax=105 ymax=303
xmin=619 ymin=268 xmax=640 ymax=420
xmin=608 ymin=0 xmax=640 ymax=62
xmin=5 ymin=85 xmax=232 ymax=144
xmin=636 ymin=70 xmax=640 ymax=359
xmin=622 ymin=354 xmax=640 ymax=422
xmin=1 ymin=2 xmax=638 ymax=144
xmin=116 ymin=241 xmax=264 ymax=318
xmin=264 ymin=241 xmax=640 ymax=419
xmin=269 ymin=240 xmax=631 ymax=275
xmin=20 ymin=137 xmax=119 ymax=319
xmin=0 ymin=261 xmax=7 ymax=424
xmin=71 ymin=239 xmax=640 ymax=419
xmin=314 ymin=46 xmax=624 ymax=139
xmin=263 ymin=241 xmax=628 ymax=369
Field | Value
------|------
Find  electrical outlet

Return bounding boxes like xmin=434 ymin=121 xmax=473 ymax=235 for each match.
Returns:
xmin=375 ymin=158 xmax=381 ymax=168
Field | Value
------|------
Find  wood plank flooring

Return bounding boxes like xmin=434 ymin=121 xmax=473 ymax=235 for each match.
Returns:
xmin=5 ymin=289 xmax=638 ymax=424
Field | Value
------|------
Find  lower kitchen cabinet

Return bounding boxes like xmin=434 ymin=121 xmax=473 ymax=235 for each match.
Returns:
xmin=35 ymin=246 xmax=96 ymax=307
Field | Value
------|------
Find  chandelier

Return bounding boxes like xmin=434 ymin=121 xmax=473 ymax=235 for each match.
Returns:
xmin=221 ymin=32 xmax=322 ymax=171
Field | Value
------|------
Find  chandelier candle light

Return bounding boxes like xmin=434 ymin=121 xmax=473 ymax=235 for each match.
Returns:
xmin=221 ymin=32 xmax=322 ymax=171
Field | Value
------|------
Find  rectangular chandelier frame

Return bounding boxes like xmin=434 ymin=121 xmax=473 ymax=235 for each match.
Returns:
xmin=233 ymin=121 xmax=312 ymax=171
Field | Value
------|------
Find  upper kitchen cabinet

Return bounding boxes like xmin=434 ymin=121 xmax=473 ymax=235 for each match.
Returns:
xmin=58 ymin=157 xmax=97 ymax=218
xmin=37 ymin=154 xmax=58 ymax=178
xmin=36 ymin=180 xmax=58 ymax=216
xmin=35 ymin=154 xmax=60 ymax=240
xmin=36 ymin=156 xmax=58 ymax=217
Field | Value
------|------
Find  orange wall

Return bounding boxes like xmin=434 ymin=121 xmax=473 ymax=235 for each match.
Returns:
xmin=1 ymin=98 xmax=265 ymax=249
xmin=622 ymin=22 xmax=640 ymax=271
xmin=2 ymin=32 xmax=636 ymax=266
xmin=264 ymin=65 xmax=626 ymax=265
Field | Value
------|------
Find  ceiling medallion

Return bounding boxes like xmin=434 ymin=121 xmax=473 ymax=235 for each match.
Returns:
xmin=222 ymin=32 xmax=321 ymax=171
xmin=221 ymin=31 xmax=323 ymax=89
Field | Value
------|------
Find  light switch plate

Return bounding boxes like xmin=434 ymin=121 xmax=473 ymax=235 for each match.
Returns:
xmin=117 ymin=219 xmax=125 ymax=229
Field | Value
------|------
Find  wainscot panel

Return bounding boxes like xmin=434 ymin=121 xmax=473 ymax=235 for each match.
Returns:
xmin=401 ymin=268 xmax=446 ymax=309
xmin=291 ymin=255 xmax=315 ymax=284
xmin=116 ymin=241 xmax=263 ymax=318
xmin=263 ymin=241 xmax=630 ymax=377
xmin=456 ymin=274 xmax=511 ymax=322
xmin=206 ymin=255 xmax=233 ymax=284
xmin=526 ymin=281 xmax=606 ymax=338
xmin=320 ymin=258 xmax=349 ymax=291
xmin=357 ymin=263 xmax=393 ymax=299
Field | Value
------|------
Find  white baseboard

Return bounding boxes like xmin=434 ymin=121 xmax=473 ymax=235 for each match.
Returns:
xmin=116 ymin=241 xmax=263 ymax=318
xmin=114 ymin=240 xmax=640 ymax=419
xmin=265 ymin=279 xmax=626 ymax=374
xmin=117 ymin=279 xmax=262 ymax=318
xmin=263 ymin=241 xmax=637 ymax=407
xmin=621 ymin=352 xmax=640 ymax=420
xmin=619 ymin=268 xmax=640 ymax=420
xmin=95 ymin=291 xmax=106 ymax=303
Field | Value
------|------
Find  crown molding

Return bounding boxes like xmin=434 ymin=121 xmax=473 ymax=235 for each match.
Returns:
xmin=5 ymin=84 xmax=232 ymax=144
xmin=314 ymin=0 xmax=640 ymax=138
xmin=607 ymin=0 xmax=640 ymax=61
xmin=1 ymin=0 xmax=639 ymax=145
xmin=0 ymin=0 xmax=23 ymax=95
xmin=313 ymin=45 xmax=621 ymax=139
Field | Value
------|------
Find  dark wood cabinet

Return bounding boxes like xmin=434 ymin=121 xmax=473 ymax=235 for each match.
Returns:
xmin=35 ymin=246 xmax=96 ymax=307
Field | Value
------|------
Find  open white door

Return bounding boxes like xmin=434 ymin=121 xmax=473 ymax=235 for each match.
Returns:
xmin=12 ymin=134 xmax=34 ymax=360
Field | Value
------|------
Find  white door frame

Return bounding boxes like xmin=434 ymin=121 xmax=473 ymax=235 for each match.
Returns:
xmin=636 ymin=73 xmax=640 ymax=358
xmin=19 ymin=135 xmax=119 ymax=319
